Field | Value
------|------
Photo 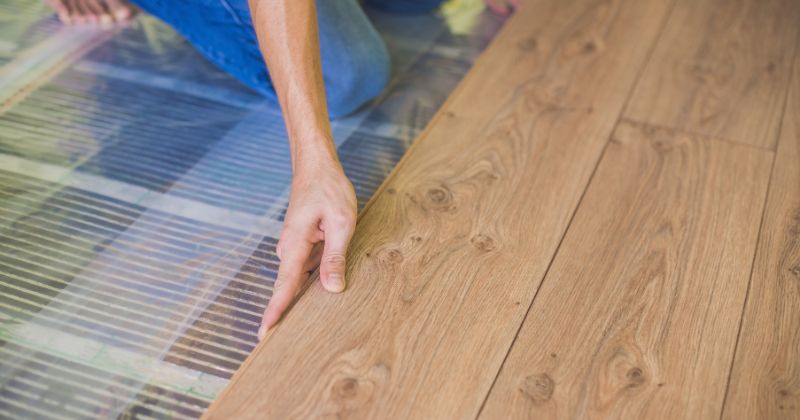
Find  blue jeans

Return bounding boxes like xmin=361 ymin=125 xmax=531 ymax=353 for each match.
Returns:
xmin=128 ymin=0 xmax=445 ymax=118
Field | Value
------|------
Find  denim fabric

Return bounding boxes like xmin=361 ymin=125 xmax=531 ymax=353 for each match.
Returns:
xmin=364 ymin=0 xmax=444 ymax=13
xmin=128 ymin=0 xmax=444 ymax=117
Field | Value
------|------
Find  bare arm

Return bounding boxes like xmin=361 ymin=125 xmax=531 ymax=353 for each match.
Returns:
xmin=249 ymin=0 xmax=357 ymax=339
xmin=249 ymin=0 xmax=331 ymax=157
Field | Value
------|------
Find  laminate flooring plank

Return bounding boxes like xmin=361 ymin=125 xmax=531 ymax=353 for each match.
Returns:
xmin=204 ymin=0 xmax=674 ymax=418
xmin=480 ymin=121 xmax=773 ymax=419
xmin=624 ymin=0 xmax=800 ymax=149
xmin=722 ymin=49 xmax=800 ymax=420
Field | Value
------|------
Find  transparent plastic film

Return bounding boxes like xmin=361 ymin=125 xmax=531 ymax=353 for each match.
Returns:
xmin=0 ymin=0 xmax=505 ymax=418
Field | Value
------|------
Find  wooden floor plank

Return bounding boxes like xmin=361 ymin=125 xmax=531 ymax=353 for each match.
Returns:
xmin=722 ymin=49 xmax=800 ymax=420
xmin=624 ymin=0 xmax=799 ymax=149
xmin=480 ymin=121 xmax=772 ymax=419
xmin=204 ymin=0 xmax=674 ymax=418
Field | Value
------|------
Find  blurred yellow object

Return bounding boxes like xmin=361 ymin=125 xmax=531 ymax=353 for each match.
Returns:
xmin=440 ymin=0 xmax=486 ymax=35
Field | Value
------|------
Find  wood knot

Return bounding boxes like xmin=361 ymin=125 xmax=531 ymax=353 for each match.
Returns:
xmin=333 ymin=377 xmax=359 ymax=399
xmin=657 ymin=222 xmax=674 ymax=237
xmin=583 ymin=41 xmax=596 ymax=53
xmin=651 ymin=138 xmax=673 ymax=153
xmin=471 ymin=234 xmax=496 ymax=252
xmin=410 ymin=236 xmax=422 ymax=243
xmin=382 ymin=248 xmax=404 ymax=264
xmin=788 ymin=265 xmax=800 ymax=278
xmin=444 ymin=110 xmax=456 ymax=118
xmin=518 ymin=37 xmax=538 ymax=51
xmin=386 ymin=187 xmax=397 ymax=194
xmin=766 ymin=62 xmax=776 ymax=73
xmin=425 ymin=185 xmax=454 ymax=210
xmin=427 ymin=187 xmax=449 ymax=203
xmin=520 ymin=373 xmax=554 ymax=404
xmin=626 ymin=367 xmax=646 ymax=387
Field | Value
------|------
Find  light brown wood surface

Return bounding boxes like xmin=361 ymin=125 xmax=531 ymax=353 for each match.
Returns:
xmin=722 ymin=52 xmax=800 ymax=419
xmin=204 ymin=0 xmax=674 ymax=418
xmin=479 ymin=121 xmax=772 ymax=419
xmin=204 ymin=0 xmax=800 ymax=417
xmin=624 ymin=0 xmax=799 ymax=149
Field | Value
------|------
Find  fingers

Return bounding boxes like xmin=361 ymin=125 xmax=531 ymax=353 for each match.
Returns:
xmin=72 ymin=0 xmax=101 ymax=25
xmin=86 ymin=0 xmax=112 ymax=25
xmin=258 ymin=240 xmax=321 ymax=341
xmin=47 ymin=0 xmax=135 ymax=25
xmin=46 ymin=0 xmax=71 ymax=24
xmin=259 ymin=227 xmax=315 ymax=340
xmin=70 ymin=0 xmax=88 ymax=24
xmin=106 ymin=0 xmax=135 ymax=22
xmin=319 ymin=213 xmax=355 ymax=294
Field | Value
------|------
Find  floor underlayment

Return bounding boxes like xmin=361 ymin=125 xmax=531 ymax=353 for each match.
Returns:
xmin=0 ymin=1 xmax=504 ymax=418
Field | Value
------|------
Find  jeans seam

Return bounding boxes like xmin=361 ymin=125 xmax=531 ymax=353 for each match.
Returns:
xmin=218 ymin=0 xmax=245 ymax=26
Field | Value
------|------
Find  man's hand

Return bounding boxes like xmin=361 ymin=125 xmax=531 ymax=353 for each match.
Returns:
xmin=258 ymin=150 xmax=357 ymax=340
xmin=249 ymin=0 xmax=355 ymax=339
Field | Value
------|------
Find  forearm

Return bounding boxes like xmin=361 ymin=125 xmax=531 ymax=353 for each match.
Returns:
xmin=249 ymin=0 xmax=358 ymax=334
xmin=248 ymin=0 xmax=337 ymax=173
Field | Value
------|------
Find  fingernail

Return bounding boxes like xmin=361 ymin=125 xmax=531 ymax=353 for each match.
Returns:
xmin=328 ymin=273 xmax=345 ymax=292
xmin=257 ymin=325 xmax=267 ymax=341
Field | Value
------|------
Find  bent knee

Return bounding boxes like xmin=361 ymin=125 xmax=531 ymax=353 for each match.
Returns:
xmin=325 ymin=42 xmax=391 ymax=118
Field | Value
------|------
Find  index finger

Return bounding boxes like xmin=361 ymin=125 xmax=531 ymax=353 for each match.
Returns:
xmin=259 ymin=235 xmax=314 ymax=339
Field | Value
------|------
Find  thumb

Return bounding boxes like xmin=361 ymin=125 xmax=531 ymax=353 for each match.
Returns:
xmin=320 ymin=215 xmax=354 ymax=293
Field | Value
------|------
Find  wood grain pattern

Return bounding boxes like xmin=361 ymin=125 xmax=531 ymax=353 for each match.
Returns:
xmin=722 ymin=52 xmax=800 ymax=420
xmin=204 ymin=0 xmax=674 ymax=418
xmin=624 ymin=0 xmax=800 ymax=149
xmin=480 ymin=121 xmax=772 ymax=419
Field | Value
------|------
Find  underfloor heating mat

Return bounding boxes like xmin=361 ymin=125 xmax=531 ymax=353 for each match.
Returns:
xmin=0 ymin=0 xmax=505 ymax=418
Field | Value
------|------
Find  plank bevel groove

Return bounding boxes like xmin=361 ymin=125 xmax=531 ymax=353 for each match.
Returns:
xmin=475 ymin=0 xmax=680 ymax=412
xmin=623 ymin=0 xmax=800 ymax=149
xmin=205 ymin=0 xmax=678 ymax=418
xmin=717 ymin=33 xmax=800 ymax=419
xmin=480 ymin=121 xmax=774 ymax=418
xmin=720 ymin=28 xmax=800 ymax=418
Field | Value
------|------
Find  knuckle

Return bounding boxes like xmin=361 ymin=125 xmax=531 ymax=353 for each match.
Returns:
xmin=281 ymin=222 xmax=303 ymax=238
xmin=280 ymin=225 xmax=311 ymax=246
xmin=323 ymin=253 xmax=346 ymax=270
xmin=330 ymin=212 xmax=355 ymax=229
